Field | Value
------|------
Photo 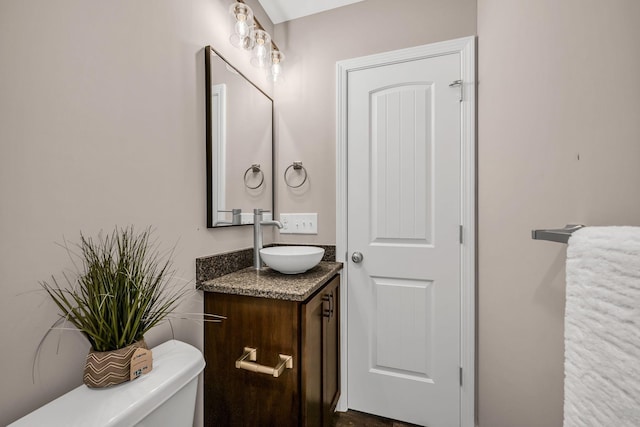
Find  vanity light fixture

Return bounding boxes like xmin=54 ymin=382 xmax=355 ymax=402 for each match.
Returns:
xmin=250 ymin=29 xmax=271 ymax=69
xmin=229 ymin=2 xmax=254 ymax=49
xmin=270 ymin=50 xmax=284 ymax=83
xmin=228 ymin=1 xmax=285 ymax=82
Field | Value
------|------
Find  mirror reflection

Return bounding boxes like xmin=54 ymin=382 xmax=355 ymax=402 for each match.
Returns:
xmin=205 ymin=45 xmax=273 ymax=228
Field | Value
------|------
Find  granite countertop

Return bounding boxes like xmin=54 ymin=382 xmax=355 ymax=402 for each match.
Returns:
xmin=198 ymin=261 xmax=343 ymax=301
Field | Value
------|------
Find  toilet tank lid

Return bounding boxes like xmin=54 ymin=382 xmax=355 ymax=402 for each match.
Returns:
xmin=9 ymin=340 xmax=205 ymax=427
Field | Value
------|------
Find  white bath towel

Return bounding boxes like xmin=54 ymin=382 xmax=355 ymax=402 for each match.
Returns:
xmin=565 ymin=226 xmax=640 ymax=427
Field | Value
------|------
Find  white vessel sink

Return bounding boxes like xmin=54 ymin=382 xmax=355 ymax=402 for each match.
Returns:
xmin=260 ymin=246 xmax=325 ymax=274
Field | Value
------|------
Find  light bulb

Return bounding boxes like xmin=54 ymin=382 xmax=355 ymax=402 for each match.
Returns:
xmin=234 ymin=17 xmax=249 ymax=37
xmin=269 ymin=50 xmax=285 ymax=83
xmin=271 ymin=64 xmax=281 ymax=82
xmin=256 ymin=43 xmax=267 ymax=59
xmin=250 ymin=30 xmax=271 ymax=68
xmin=229 ymin=2 xmax=254 ymax=49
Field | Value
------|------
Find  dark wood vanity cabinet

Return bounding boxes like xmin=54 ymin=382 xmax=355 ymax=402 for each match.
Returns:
xmin=204 ymin=275 xmax=340 ymax=427
xmin=302 ymin=276 xmax=340 ymax=427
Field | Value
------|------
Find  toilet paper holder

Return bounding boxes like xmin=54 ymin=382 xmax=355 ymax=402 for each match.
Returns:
xmin=235 ymin=347 xmax=293 ymax=378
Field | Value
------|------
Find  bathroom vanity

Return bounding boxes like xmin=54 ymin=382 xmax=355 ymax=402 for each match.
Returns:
xmin=201 ymin=261 xmax=342 ymax=426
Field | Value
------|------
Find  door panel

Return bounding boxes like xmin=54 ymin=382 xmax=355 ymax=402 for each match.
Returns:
xmin=371 ymin=84 xmax=432 ymax=243
xmin=347 ymin=52 xmax=461 ymax=426
xmin=373 ymin=277 xmax=433 ymax=379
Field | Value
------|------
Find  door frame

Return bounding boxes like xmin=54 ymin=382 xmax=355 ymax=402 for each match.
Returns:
xmin=335 ymin=36 xmax=476 ymax=426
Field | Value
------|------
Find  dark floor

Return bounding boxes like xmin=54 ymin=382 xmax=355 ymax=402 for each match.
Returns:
xmin=332 ymin=410 xmax=422 ymax=427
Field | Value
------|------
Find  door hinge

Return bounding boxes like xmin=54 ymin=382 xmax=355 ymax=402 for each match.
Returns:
xmin=449 ymin=79 xmax=463 ymax=102
xmin=460 ymin=367 xmax=463 ymax=386
xmin=459 ymin=225 xmax=463 ymax=244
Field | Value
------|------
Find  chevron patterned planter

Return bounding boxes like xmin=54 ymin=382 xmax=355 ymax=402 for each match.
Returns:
xmin=83 ymin=339 xmax=148 ymax=388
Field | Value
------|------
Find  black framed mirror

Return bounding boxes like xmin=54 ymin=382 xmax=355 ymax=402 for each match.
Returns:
xmin=205 ymin=45 xmax=274 ymax=228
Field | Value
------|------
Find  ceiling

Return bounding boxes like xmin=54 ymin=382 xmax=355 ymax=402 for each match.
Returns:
xmin=257 ymin=0 xmax=365 ymax=24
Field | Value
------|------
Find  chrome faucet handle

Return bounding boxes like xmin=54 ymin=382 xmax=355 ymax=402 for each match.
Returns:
xmin=218 ymin=209 xmax=243 ymax=225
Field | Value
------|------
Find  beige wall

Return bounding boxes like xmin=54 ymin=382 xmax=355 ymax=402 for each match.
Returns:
xmin=273 ymin=0 xmax=477 ymax=244
xmin=477 ymin=0 xmax=640 ymax=426
xmin=277 ymin=0 xmax=640 ymax=426
xmin=0 ymin=0 xmax=272 ymax=425
xmin=4 ymin=0 xmax=639 ymax=426
xmin=0 ymin=0 xmax=475 ymax=423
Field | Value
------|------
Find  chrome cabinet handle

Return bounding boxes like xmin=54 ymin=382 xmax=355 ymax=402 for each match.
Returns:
xmin=235 ymin=347 xmax=293 ymax=378
xmin=351 ymin=252 xmax=364 ymax=263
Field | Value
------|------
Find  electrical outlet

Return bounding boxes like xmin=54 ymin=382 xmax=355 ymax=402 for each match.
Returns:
xmin=279 ymin=213 xmax=318 ymax=234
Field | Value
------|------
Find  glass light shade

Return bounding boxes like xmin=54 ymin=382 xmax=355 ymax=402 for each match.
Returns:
xmin=250 ymin=29 xmax=271 ymax=69
xmin=270 ymin=50 xmax=285 ymax=83
xmin=229 ymin=2 xmax=254 ymax=50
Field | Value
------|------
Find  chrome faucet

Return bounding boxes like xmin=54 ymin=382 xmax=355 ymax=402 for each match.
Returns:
xmin=253 ymin=208 xmax=283 ymax=269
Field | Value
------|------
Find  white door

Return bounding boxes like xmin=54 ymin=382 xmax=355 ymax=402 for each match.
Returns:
xmin=346 ymin=52 xmax=462 ymax=426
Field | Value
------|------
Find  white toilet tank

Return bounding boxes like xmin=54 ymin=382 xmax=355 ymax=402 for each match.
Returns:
xmin=10 ymin=340 xmax=205 ymax=427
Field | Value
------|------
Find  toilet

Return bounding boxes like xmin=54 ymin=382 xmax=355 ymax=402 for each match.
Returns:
xmin=10 ymin=340 xmax=205 ymax=427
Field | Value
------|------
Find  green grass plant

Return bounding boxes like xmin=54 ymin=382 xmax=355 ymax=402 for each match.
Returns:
xmin=41 ymin=226 xmax=186 ymax=352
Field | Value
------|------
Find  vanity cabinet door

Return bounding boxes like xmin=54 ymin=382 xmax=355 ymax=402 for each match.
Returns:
xmin=204 ymin=293 xmax=300 ymax=427
xmin=302 ymin=285 xmax=324 ymax=427
xmin=302 ymin=275 xmax=341 ymax=427
xmin=322 ymin=277 xmax=340 ymax=427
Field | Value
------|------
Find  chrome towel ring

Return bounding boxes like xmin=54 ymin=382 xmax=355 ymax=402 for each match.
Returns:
xmin=244 ymin=164 xmax=264 ymax=189
xmin=284 ymin=161 xmax=308 ymax=188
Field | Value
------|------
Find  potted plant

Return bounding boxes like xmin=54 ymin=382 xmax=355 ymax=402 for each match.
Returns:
xmin=41 ymin=226 xmax=187 ymax=388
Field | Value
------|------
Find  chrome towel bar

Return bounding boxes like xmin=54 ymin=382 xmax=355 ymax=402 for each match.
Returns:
xmin=531 ymin=224 xmax=585 ymax=244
